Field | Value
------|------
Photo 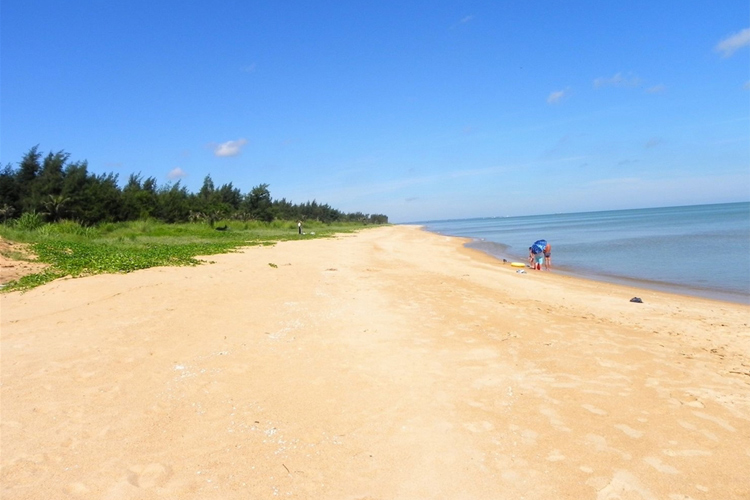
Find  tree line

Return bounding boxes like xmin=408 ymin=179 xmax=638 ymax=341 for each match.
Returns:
xmin=0 ymin=147 xmax=388 ymax=226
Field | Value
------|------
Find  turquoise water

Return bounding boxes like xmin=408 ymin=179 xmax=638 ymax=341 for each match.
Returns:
xmin=417 ymin=202 xmax=750 ymax=304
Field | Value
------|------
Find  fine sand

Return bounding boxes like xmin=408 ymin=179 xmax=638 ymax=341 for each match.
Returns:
xmin=1 ymin=225 xmax=749 ymax=499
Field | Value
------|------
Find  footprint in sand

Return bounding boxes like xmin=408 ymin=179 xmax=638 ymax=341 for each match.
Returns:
xmin=588 ymin=470 xmax=657 ymax=500
xmin=464 ymin=421 xmax=494 ymax=433
xmin=508 ymin=424 xmax=538 ymax=445
xmin=643 ymin=456 xmax=680 ymax=474
xmin=678 ymin=418 xmax=721 ymax=442
xmin=63 ymin=482 xmax=90 ymax=495
xmin=691 ymin=411 xmax=736 ymax=432
xmin=614 ymin=424 xmax=644 ymax=438
xmin=540 ymin=406 xmax=571 ymax=432
xmin=127 ymin=463 xmax=173 ymax=488
xmin=677 ymin=420 xmax=697 ymax=430
xmin=662 ymin=449 xmax=711 ymax=457
xmin=585 ymin=434 xmax=631 ymax=460
xmin=582 ymin=404 xmax=608 ymax=415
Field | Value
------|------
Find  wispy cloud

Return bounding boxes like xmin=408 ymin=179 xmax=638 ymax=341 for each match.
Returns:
xmin=213 ymin=139 xmax=248 ymax=157
xmin=715 ymin=27 xmax=750 ymax=57
xmin=451 ymin=14 xmax=474 ymax=29
xmin=645 ymin=84 xmax=666 ymax=94
xmin=167 ymin=167 xmax=187 ymax=180
xmin=744 ymin=81 xmax=750 ymax=90
xmin=593 ymin=72 xmax=642 ymax=89
xmin=711 ymin=136 xmax=750 ymax=146
xmin=547 ymin=88 xmax=570 ymax=104
xmin=317 ymin=164 xmax=515 ymax=203
xmin=241 ymin=63 xmax=257 ymax=73
xmin=587 ymin=176 xmax=642 ymax=187
xmin=542 ymin=135 xmax=571 ymax=157
xmin=582 ymin=172 xmax=750 ymax=203
xmin=617 ymin=158 xmax=639 ymax=167
xmin=326 ymin=156 xmax=590 ymax=202
xmin=645 ymin=137 xmax=664 ymax=149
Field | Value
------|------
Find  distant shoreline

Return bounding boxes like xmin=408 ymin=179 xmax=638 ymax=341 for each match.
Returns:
xmin=412 ymin=202 xmax=750 ymax=306
xmin=413 ymin=226 xmax=750 ymax=305
xmin=467 ymin=239 xmax=750 ymax=305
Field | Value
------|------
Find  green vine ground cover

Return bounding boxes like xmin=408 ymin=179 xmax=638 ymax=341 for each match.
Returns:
xmin=0 ymin=219 xmax=374 ymax=292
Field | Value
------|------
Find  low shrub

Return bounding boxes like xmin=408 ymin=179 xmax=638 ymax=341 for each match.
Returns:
xmin=14 ymin=212 xmax=45 ymax=231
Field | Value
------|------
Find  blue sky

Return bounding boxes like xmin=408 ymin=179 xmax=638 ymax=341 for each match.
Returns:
xmin=2 ymin=1 xmax=748 ymax=223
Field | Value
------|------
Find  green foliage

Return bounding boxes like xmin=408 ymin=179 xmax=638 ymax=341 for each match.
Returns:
xmin=4 ymin=269 xmax=67 ymax=291
xmin=41 ymin=194 xmax=70 ymax=222
xmin=2 ymin=147 xmax=389 ymax=227
xmin=0 ymin=219 xmax=375 ymax=292
xmin=14 ymin=211 xmax=45 ymax=231
xmin=45 ymin=219 xmax=97 ymax=237
xmin=244 ymin=183 xmax=274 ymax=222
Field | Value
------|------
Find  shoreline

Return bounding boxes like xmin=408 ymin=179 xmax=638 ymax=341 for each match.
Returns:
xmin=449 ymin=230 xmax=750 ymax=305
xmin=448 ymin=227 xmax=750 ymax=309
xmin=2 ymin=224 xmax=749 ymax=499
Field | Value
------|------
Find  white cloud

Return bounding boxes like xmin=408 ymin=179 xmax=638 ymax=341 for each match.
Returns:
xmin=744 ymin=81 xmax=750 ymax=90
xmin=547 ymin=88 xmax=569 ymax=104
xmin=715 ymin=27 xmax=750 ymax=58
xmin=214 ymin=138 xmax=248 ymax=157
xmin=167 ymin=167 xmax=187 ymax=180
xmin=460 ymin=15 xmax=474 ymax=24
xmin=593 ymin=72 xmax=642 ymax=88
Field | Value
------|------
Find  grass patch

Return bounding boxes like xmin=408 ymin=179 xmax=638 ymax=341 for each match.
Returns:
xmin=0 ymin=219 xmax=378 ymax=292
xmin=1 ymin=248 xmax=35 ymax=262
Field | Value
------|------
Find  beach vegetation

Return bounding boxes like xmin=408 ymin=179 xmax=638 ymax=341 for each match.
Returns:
xmin=14 ymin=211 xmax=45 ymax=231
xmin=0 ymin=146 xmax=389 ymax=292
xmin=0 ymin=218 xmax=371 ymax=292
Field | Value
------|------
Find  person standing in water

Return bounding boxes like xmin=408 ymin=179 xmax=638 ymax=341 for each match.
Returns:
xmin=544 ymin=242 xmax=552 ymax=270
xmin=529 ymin=240 xmax=547 ymax=270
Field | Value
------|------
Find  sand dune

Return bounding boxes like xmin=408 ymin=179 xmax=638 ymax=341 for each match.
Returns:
xmin=1 ymin=225 xmax=748 ymax=499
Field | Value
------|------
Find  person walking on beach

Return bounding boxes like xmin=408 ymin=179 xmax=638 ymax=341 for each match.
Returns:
xmin=543 ymin=242 xmax=552 ymax=270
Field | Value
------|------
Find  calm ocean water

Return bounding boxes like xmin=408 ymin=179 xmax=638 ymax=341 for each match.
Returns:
xmin=417 ymin=202 xmax=750 ymax=304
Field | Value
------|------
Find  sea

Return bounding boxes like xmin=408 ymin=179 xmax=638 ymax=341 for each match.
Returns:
xmin=416 ymin=202 xmax=750 ymax=304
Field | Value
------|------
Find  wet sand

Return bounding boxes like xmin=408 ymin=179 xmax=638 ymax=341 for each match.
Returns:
xmin=1 ymin=224 xmax=749 ymax=499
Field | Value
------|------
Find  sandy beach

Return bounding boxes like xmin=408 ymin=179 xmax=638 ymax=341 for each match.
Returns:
xmin=1 ymin=224 xmax=749 ymax=499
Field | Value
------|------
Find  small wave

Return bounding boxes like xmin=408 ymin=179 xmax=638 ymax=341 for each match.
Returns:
xmin=465 ymin=239 xmax=515 ymax=260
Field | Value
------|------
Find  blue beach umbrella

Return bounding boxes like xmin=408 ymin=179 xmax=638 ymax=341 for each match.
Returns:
xmin=531 ymin=239 xmax=547 ymax=254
